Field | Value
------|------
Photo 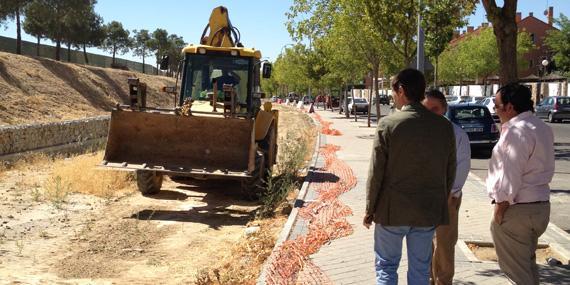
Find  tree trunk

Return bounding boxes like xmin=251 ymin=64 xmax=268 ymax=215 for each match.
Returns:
xmin=55 ymin=39 xmax=61 ymax=61
xmin=344 ymin=85 xmax=349 ymax=118
xmin=36 ymin=36 xmax=40 ymax=56
xmin=112 ymin=46 xmax=117 ymax=64
xmin=142 ymin=47 xmax=146 ymax=74
xmin=156 ymin=49 xmax=160 ymax=75
xmin=494 ymin=26 xmax=518 ymax=85
xmin=16 ymin=9 xmax=21 ymax=55
xmin=482 ymin=0 xmax=519 ymax=85
xmin=83 ymin=44 xmax=89 ymax=64
xmin=374 ymin=65 xmax=381 ymax=119
xmin=367 ymin=82 xmax=372 ymax=127
xmin=67 ymin=43 xmax=71 ymax=62
xmin=434 ymin=56 xmax=439 ymax=88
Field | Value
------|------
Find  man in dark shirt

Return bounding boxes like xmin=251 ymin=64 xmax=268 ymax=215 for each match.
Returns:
xmin=216 ymin=69 xmax=239 ymax=90
xmin=364 ymin=68 xmax=456 ymax=284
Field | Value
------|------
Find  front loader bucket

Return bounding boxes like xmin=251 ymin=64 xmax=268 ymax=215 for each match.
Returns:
xmin=101 ymin=110 xmax=255 ymax=178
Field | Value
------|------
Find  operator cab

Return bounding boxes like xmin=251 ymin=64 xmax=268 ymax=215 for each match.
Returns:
xmin=179 ymin=45 xmax=267 ymax=117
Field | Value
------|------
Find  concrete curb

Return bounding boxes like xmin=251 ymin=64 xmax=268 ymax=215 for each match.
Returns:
xmin=257 ymin=108 xmax=322 ymax=285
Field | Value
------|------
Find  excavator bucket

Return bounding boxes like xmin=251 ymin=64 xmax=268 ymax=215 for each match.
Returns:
xmin=101 ymin=110 xmax=255 ymax=178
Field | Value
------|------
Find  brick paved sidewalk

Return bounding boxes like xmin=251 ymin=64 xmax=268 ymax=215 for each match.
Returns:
xmin=288 ymin=109 xmax=570 ymax=284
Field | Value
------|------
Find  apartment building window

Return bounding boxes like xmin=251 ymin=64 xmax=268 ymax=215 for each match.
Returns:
xmin=530 ymin=33 xmax=535 ymax=44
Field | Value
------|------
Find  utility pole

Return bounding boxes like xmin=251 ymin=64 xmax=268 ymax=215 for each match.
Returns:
xmin=417 ymin=0 xmax=425 ymax=73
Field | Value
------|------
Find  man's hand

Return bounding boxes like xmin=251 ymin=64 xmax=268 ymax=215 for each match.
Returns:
xmin=493 ymin=201 xmax=510 ymax=225
xmin=363 ymin=214 xmax=374 ymax=229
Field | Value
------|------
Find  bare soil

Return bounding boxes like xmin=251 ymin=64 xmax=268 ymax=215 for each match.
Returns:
xmin=0 ymin=102 xmax=315 ymax=283
xmin=0 ymin=51 xmax=176 ymax=126
xmin=467 ymin=243 xmax=568 ymax=265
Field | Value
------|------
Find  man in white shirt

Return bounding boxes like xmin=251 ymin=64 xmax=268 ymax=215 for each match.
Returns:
xmin=423 ymin=90 xmax=471 ymax=285
xmin=487 ymin=83 xmax=554 ymax=285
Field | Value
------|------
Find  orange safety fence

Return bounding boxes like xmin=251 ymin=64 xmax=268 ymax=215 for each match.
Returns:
xmin=312 ymin=113 xmax=342 ymax=136
xmin=263 ymin=113 xmax=357 ymax=284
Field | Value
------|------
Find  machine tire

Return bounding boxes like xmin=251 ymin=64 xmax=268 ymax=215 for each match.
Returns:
xmin=258 ymin=122 xmax=277 ymax=171
xmin=241 ymin=151 xmax=267 ymax=200
xmin=136 ymin=170 xmax=163 ymax=195
xmin=548 ymin=112 xmax=555 ymax=123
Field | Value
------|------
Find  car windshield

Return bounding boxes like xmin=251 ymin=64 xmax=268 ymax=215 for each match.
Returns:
xmin=182 ymin=54 xmax=250 ymax=109
xmin=557 ymin=97 xmax=570 ymax=105
xmin=452 ymin=107 xmax=489 ymax=120
xmin=353 ymin=98 xmax=367 ymax=103
xmin=446 ymin=96 xmax=458 ymax=102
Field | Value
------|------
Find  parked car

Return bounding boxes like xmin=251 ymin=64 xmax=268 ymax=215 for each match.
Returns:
xmin=378 ymin=95 xmax=390 ymax=105
xmin=459 ymin=96 xmax=477 ymax=104
xmin=287 ymin=92 xmax=299 ymax=102
xmin=301 ymin=95 xmax=313 ymax=105
xmin=478 ymin=96 xmax=498 ymax=121
xmin=446 ymin=104 xmax=500 ymax=152
xmin=536 ymin=96 xmax=570 ymax=123
xmin=474 ymin=97 xmax=486 ymax=104
xmin=341 ymin=97 xmax=369 ymax=114
xmin=446 ymin=96 xmax=461 ymax=105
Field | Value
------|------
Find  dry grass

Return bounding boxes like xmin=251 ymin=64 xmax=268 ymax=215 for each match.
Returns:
xmin=0 ymin=153 xmax=53 ymax=180
xmin=194 ymin=105 xmax=317 ymax=284
xmin=195 ymin=218 xmax=285 ymax=285
xmin=2 ymin=153 xmax=53 ymax=171
xmin=0 ymin=51 xmax=175 ymax=126
xmin=44 ymin=151 xmax=134 ymax=200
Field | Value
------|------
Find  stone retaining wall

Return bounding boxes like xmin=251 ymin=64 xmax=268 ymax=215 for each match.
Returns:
xmin=0 ymin=116 xmax=110 ymax=156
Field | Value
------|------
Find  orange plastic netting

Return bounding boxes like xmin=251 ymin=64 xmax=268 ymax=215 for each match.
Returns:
xmin=263 ymin=113 xmax=357 ymax=285
xmin=313 ymin=113 xmax=342 ymax=136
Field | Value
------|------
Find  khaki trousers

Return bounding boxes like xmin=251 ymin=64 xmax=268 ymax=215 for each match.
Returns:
xmin=490 ymin=202 xmax=550 ymax=285
xmin=431 ymin=195 xmax=461 ymax=285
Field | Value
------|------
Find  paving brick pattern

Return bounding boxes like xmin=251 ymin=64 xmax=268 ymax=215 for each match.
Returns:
xmin=289 ymin=109 xmax=570 ymax=284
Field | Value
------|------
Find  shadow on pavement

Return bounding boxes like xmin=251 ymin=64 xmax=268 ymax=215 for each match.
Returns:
xmin=144 ymin=190 xmax=190 ymax=200
xmin=356 ymin=134 xmax=376 ymax=140
xmin=129 ymin=206 xmax=253 ymax=230
xmin=539 ymin=264 xmax=570 ymax=284
xmin=456 ymin=265 xmax=570 ymax=284
xmin=127 ymin=179 xmax=259 ymax=229
xmin=471 ymin=149 xmax=492 ymax=159
xmin=554 ymin=148 xmax=570 ymax=161
xmin=309 ymin=171 xmax=340 ymax=184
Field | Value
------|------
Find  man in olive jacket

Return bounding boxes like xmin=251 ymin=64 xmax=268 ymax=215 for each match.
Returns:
xmin=364 ymin=69 xmax=456 ymax=285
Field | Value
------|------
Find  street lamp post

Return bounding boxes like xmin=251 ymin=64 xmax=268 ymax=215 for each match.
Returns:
xmin=417 ymin=0 xmax=425 ymax=73
xmin=538 ymin=58 xmax=549 ymax=104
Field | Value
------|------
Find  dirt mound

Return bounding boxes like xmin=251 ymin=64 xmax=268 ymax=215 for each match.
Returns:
xmin=0 ymin=51 xmax=176 ymax=126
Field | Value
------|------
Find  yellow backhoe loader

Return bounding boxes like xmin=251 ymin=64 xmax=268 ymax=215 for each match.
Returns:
xmin=100 ymin=6 xmax=276 ymax=198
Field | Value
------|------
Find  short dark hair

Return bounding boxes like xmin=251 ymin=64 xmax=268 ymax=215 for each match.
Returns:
xmin=391 ymin=68 xmax=426 ymax=102
xmin=425 ymin=89 xmax=448 ymax=111
xmin=496 ymin=83 xmax=534 ymax=113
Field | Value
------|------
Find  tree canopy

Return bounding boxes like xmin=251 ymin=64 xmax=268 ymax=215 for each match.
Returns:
xmin=438 ymin=27 xmax=532 ymax=85
xmin=102 ymin=21 xmax=131 ymax=64
xmin=545 ymin=13 xmax=570 ymax=76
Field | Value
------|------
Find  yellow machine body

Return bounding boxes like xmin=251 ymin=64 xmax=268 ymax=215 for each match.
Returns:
xmin=101 ymin=6 xmax=277 ymax=192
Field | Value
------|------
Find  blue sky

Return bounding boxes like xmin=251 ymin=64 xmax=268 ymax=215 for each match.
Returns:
xmin=1 ymin=0 xmax=569 ymax=64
